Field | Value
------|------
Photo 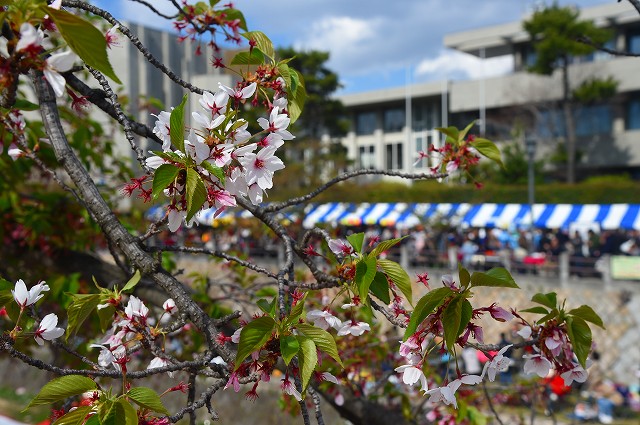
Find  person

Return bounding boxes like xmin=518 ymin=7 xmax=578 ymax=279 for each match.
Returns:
xmin=461 ymin=347 xmax=482 ymax=375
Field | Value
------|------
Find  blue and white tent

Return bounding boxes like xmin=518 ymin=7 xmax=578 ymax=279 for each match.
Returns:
xmin=301 ymin=203 xmax=640 ymax=230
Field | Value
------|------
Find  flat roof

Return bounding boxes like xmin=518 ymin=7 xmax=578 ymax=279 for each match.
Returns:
xmin=445 ymin=2 xmax=640 ymax=58
xmin=337 ymin=80 xmax=443 ymax=107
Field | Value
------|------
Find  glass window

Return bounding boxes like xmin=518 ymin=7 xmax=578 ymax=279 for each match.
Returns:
xmin=356 ymin=111 xmax=377 ymax=135
xmin=385 ymin=143 xmax=404 ymax=170
xmin=627 ymin=97 xmax=640 ymax=130
xmin=384 ymin=108 xmax=405 ymax=132
xmin=358 ymin=145 xmax=375 ymax=169
xmin=627 ymin=29 xmax=640 ymax=54
xmin=575 ymin=105 xmax=612 ymax=137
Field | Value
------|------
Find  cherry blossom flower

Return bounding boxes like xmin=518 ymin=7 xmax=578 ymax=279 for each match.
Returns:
xmin=328 ymin=239 xmax=354 ymax=257
xmin=238 ymin=146 xmax=284 ymax=190
xmin=12 ymin=279 xmax=50 ymax=308
xmin=517 ymin=325 xmax=532 ymax=339
xmin=399 ymin=335 xmax=420 ymax=358
xmin=44 ymin=50 xmax=77 ymax=97
xmin=225 ymin=371 xmax=241 ymax=392
xmin=280 ymin=376 xmax=302 ymax=401
xmin=184 ymin=130 xmax=210 ymax=165
xmin=125 ymin=295 xmax=149 ymax=320
xmin=441 ymin=274 xmax=458 ymax=290
xmin=33 ymin=313 xmax=65 ymax=345
xmin=231 ymin=328 xmax=242 ymax=344
xmin=561 ymin=364 xmax=588 ymax=386
xmin=219 ymin=82 xmax=257 ymax=102
xmin=320 ymin=372 xmax=340 ymax=385
xmin=306 ymin=309 xmax=341 ymax=330
xmin=167 ymin=208 xmax=186 ymax=233
xmin=16 ymin=23 xmax=44 ymax=52
xmin=225 ymin=120 xmax=252 ymax=144
xmin=425 ymin=380 xmax=462 ymax=408
xmin=148 ymin=356 xmax=174 ymax=378
xmin=337 ymin=320 xmax=370 ymax=336
xmin=151 ymin=111 xmax=172 ymax=151
xmin=163 ymin=299 xmax=177 ymax=315
xmin=258 ymin=133 xmax=285 ymax=150
xmin=199 ymin=90 xmax=229 ymax=116
xmin=523 ymin=354 xmax=552 ymax=378
xmin=394 ymin=364 xmax=428 ymax=391
xmin=7 ymin=145 xmax=25 ymax=161
xmin=482 ymin=344 xmax=513 ymax=382
xmin=105 ymin=24 xmax=121 ymax=49
xmin=487 ymin=304 xmax=514 ymax=322
xmin=257 ymin=106 xmax=294 ymax=140
xmin=334 ymin=392 xmax=344 ymax=406
xmin=192 ymin=110 xmax=225 ymax=130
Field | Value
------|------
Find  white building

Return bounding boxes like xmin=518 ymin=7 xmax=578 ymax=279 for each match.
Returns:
xmin=338 ymin=2 xmax=640 ymax=180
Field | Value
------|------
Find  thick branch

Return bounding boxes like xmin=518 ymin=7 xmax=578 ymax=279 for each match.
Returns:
xmin=33 ymin=70 xmax=231 ymax=363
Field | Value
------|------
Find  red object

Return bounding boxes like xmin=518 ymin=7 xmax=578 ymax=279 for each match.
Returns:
xmin=544 ymin=375 xmax=571 ymax=396
xmin=523 ymin=256 xmax=546 ymax=265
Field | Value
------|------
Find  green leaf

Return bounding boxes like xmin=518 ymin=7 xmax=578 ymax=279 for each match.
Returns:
xmin=532 ymin=292 xmax=557 ymax=309
xmin=199 ymin=161 xmax=225 ymax=184
xmin=473 ymin=138 xmax=503 ymax=167
xmin=45 ymin=8 xmax=121 ymax=84
xmin=458 ymin=120 xmax=477 ymax=142
xmin=568 ymin=305 xmax=605 ymax=329
xmin=26 ymin=375 xmax=97 ymax=409
xmin=355 ymin=256 xmax=377 ymax=300
xmin=404 ymin=287 xmax=453 ymax=340
xmin=97 ymin=304 xmax=116 ymax=333
xmin=170 ymin=94 xmax=188 ymax=152
xmin=121 ymin=270 xmax=141 ymax=293
xmin=565 ymin=316 xmax=592 ymax=368
xmin=66 ymin=294 xmax=100 ymax=340
xmin=285 ymin=292 xmax=307 ymax=325
xmin=256 ymin=298 xmax=277 ymax=318
xmin=378 ymin=259 xmax=412 ymax=305
xmin=235 ymin=316 xmax=276 ymax=370
xmin=368 ymin=236 xmax=406 ymax=258
xmin=470 ymin=268 xmax=519 ymax=288
xmin=458 ymin=264 xmax=470 ymax=289
xmin=346 ymin=232 xmax=365 ymax=254
xmin=458 ymin=299 xmax=473 ymax=335
xmin=443 ymin=297 xmax=463 ymax=352
xmin=230 ymin=49 xmax=265 ymax=65
xmin=150 ymin=150 xmax=183 ymax=162
xmin=369 ymin=272 xmax=390 ymax=304
xmin=242 ymin=31 xmax=275 ymax=59
xmin=185 ymin=168 xmax=207 ymax=223
xmin=127 ymin=387 xmax=170 ymax=416
xmin=220 ymin=8 xmax=247 ymax=30
xmin=276 ymin=63 xmax=292 ymax=88
xmin=13 ymin=99 xmax=40 ymax=111
xmin=296 ymin=322 xmax=342 ymax=367
xmin=53 ymin=406 xmax=93 ymax=425
xmin=152 ymin=164 xmax=180 ymax=200
xmin=100 ymin=398 xmax=137 ymax=425
xmin=435 ymin=126 xmax=460 ymax=144
xmin=536 ymin=308 xmax=559 ymax=325
xmin=288 ymin=70 xmax=306 ymax=124
xmin=520 ymin=306 xmax=550 ymax=315
xmin=280 ymin=335 xmax=300 ymax=366
xmin=297 ymin=336 xmax=317 ymax=391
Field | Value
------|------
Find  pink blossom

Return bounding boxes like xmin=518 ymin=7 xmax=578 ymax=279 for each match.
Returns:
xmin=257 ymin=106 xmax=294 ymax=140
xmin=280 ymin=376 xmax=302 ymax=401
xmin=238 ymin=146 xmax=284 ymax=190
xmin=163 ymin=299 xmax=177 ymax=315
xmin=225 ymin=371 xmax=241 ymax=392
xmin=517 ymin=326 xmax=532 ymax=339
xmin=44 ymin=50 xmax=77 ymax=97
xmin=394 ymin=364 xmax=428 ymax=391
xmin=16 ymin=23 xmax=44 ymax=52
xmin=147 ymin=356 xmax=174 ymax=377
xmin=328 ymin=239 xmax=354 ymax=257
xmin=12 ymin=279 xmax=49 ymax=308
xmin=219 ymin=82 xmax=257 ymax=101
xmin=523 ymin=354 xmax=552 ymax=378
xmin=33 ymin=313 xmax=65 ymax=345
xmin=337 ymin=320 xmax=370 ymax=337
xmin=125 ymin=295 xmax=149 ymax=320
xmin=561 ymin=364 xmax=588 ymax=386
xmin=488 ymin=304 xmax=514 ymax=322
xmin=306 ymin=309 xmax=341 ymax=330
xmin=482 ymin=344 xmax=513 ymax=382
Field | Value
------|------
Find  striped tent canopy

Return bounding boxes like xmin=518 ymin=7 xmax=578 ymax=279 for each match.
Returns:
xmin=144 ymin=205 xmax=299 ymax=226
xmin=302 ymin=203 xmax=640 ymax=230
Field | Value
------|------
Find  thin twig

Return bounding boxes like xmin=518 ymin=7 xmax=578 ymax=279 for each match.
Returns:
xmin=482 ymin=380 xmax=505 ymax=425
xmin=128 ymin=0 xmax=179 ymax=19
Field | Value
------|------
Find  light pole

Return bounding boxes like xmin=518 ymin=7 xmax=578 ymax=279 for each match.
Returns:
xmin=526 ymin=136 xmax=537 ymax=253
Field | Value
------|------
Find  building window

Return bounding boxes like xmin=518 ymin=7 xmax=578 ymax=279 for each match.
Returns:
xmin=575 ymin=105 xmax=612 ymax=137
xmin=414 ymin=136 xmax=427 ymax=168
xmin=385 ymin=142 xmax=403 ymax=170
xmin=358 ymin=145 xmax=376 ymax=169
xmin=356 ymin=111 xmax=377 ymax=135
xmin=627 ymin=29 xmax=640 ymax=54
xmin=384 ymin=108 xmax=405 ymax=133
xmin=627 ymin=97 xmax=640 ymax=130
xmin=538 ymin=106 xmax=612 ymax=138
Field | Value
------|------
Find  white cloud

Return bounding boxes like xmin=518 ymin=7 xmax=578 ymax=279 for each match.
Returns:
xmin=294 ymin=16 xmax=386 ymax=76
xmin=415 ymin=50 xmax=513 ymax=81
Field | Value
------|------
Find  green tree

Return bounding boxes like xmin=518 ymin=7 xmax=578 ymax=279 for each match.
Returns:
xmin=524 ymin=3 xmax=614 ymax=184
xmin=272 ymin=48 xmax=350 ymax=193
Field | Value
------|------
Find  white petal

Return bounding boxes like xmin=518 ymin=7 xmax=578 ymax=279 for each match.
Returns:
xmin=43 ymin=69 xmax=67 ymax=97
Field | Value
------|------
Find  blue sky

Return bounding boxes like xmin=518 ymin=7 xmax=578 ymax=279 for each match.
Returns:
xmin=97 ymin=0 xmax=619 ymax=94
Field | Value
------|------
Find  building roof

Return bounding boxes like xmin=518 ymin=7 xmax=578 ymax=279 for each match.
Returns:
xmin=337 ymin=80 xmax=442 ymax=107
xmin=444 ymin=2 xmax=640 ymax=58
